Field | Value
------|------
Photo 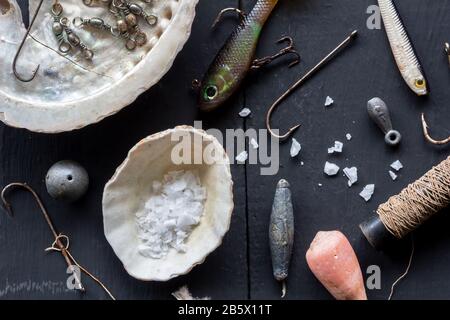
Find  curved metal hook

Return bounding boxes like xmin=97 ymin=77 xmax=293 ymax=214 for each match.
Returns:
xmin=1 ymin=182 xmax=59 ymax=237
xmin=421 ymin=113 xmax=450 ymax=145
xmin=12 ymin=0 xmax=45 ymax=82
xmin=1 ymin=182 xmax=87 ymax=292
xmin=266 ymin=30 xmax=358 ymax=140
xmin=266 ymin=92 xmax=301 ymax=140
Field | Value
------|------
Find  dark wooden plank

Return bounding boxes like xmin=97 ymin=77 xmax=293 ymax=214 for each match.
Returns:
xmin=0 ymin=0 xmax=248 ymax=300
xmin=245 ymin=0 xmax=450 ymax=300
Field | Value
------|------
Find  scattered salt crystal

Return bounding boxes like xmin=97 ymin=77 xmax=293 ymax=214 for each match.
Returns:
xmin=318 ymin=183 xmax=323 ymax=187
xmin=236 ymin=150 xmax=248 ymax=163
xmin=334 ymin=141 xmax=343 ymax=153
xmin=328 ymin=141 xmax=344 ymax=154
xmin=324 ymin=96 xmax=334 ymax=107
xmin=390 ymin=160 xmax=403 ymax=171
xmin=324 ymin=162 xmax=340 ymax=176
xmin=389 ymin=170 xmax=398 ymax=181
xmin=290 ymin=138 xmax=301 ymax=157
xmin=346 ymin=133 xmax=352 ymax=141
xmin=300 ymin=161 xmax=305 ymax=166
xmin=250 ymin=138 xmax=259 ymax=149
xmin=239 ymin=108 xmax=251 ymax=118
xmin=360 ymin=184 xmax=375 ymax=202
xmin=343 ymin=167 xmax=358 ymax=187
xmin=136 ymin=170 xmax=206 ymax=259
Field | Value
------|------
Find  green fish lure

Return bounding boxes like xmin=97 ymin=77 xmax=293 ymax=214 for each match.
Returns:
xmin=197 ymin=0 xmax=298 ymax=112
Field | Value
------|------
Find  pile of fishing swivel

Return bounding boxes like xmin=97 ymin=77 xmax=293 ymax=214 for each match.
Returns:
xmin=13 ymin=0 xmax=158 ymax=82
xmin=79 ymin=0 xmax=158 ymax=51
xmin=51 ymin=0 xmax=158 ymax=59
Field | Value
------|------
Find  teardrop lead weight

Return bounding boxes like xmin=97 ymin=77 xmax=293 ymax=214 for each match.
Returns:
xmin=367 ymin=97 xmax=402 ymax=146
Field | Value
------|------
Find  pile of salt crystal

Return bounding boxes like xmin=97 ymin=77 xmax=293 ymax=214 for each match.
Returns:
xmin=136 ymin=170 xmax=207 ymax=259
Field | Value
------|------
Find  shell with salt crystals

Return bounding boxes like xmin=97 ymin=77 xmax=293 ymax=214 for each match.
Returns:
xmin=0 ymin=0 xmax=198 ymax=133
xmin=102 ymin=126 xmax=234 ymax=281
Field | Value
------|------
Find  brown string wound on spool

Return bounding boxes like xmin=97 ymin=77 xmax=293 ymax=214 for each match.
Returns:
xmin=360 ymin=156 xmax=450 ymax=249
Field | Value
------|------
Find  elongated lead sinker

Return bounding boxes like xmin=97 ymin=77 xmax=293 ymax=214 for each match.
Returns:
xmin=269 ymin=179 xmax=294 ymax=298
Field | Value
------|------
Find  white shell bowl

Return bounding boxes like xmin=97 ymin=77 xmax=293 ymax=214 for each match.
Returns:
xmin=0 ymin=0 xmax=198 ymax=132
xmin=102 ymin=126 xmax=234 ymax=281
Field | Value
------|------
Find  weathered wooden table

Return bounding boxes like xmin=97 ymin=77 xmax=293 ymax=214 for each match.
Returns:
xmin=1 ymin=0 xmax=449 ymax=300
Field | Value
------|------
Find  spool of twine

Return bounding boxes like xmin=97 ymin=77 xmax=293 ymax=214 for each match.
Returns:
xmin=378 ymin=156 xmax=450 ymax=239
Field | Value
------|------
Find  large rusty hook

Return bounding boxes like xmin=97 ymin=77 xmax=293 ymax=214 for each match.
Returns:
xmin=266 ymin=30 xmax=358 ymax=140
xmin=1 ymin=182 xmax=85 ymax=291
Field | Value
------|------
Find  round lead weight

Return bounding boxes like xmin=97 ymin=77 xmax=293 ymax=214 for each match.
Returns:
xmin=45 ymin=160 xmax=89 ymax=202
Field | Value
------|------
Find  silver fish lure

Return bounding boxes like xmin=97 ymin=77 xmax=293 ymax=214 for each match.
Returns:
xmin=269 ymin=179 xmax=294 ymax=298
xmin=378 ymin=0 xmax=428 ymax=95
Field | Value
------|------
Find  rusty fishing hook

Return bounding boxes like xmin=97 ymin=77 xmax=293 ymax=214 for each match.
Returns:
xmin=1 ymin=182 xmax=85 ymax=291
xmin=266 ymin=30 xmax=358 ymax=140
xmin=1 ymin=182 xmax=116 ymax=299
xmin=12 ymin=0 xmax=45 ymax=82
xmin=421 ymin=113 xmax=450 ymax=145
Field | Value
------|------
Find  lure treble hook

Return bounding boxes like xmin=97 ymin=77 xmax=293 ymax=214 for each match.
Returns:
xmin=252 ymin=36 xmax=301 ymax=70
xmin=12 ymin=0 xmax=45 ymax=82
xmin=266 ymin=30 xmax=358 ymax=140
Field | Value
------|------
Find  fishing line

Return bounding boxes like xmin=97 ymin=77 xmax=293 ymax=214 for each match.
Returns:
xmin=377 ymin=157 xmax=450 ymax=239
xmin=388 ymin=236 xmax=414 ymax=300
xmin=360 ymin=157 xmax=450 ymax=250
xmin=359 ymin=157 xmax=450 ymax=298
